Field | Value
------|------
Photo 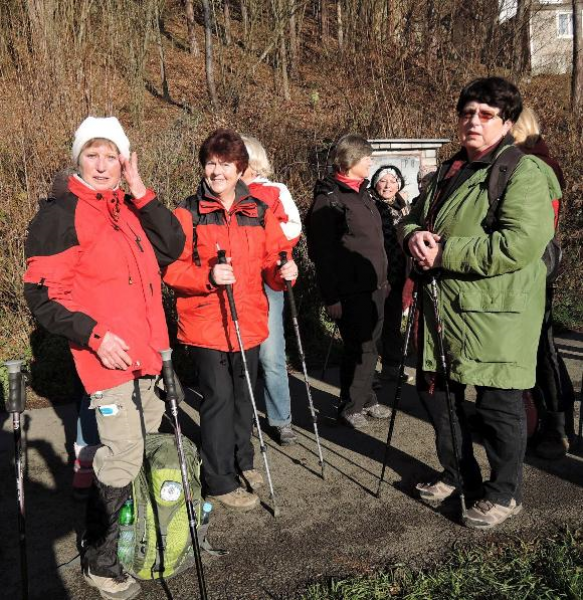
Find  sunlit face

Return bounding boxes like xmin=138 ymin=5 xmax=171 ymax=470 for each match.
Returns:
xmin=458 ymin=101 xmax=513 ymax=157
xmin=78 ymin=141 xmax=122 ymax=191
xmin=204 ymin=155 xmax=241 ymax=199
xmin=347 ymin=154 xmax=373 ymax=180
xmin=375 ymin=174 xmax=400 ymax=201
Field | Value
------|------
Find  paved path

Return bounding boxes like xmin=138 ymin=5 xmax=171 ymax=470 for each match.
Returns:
xmin=1 ymin=332 xmax=582 ymax=599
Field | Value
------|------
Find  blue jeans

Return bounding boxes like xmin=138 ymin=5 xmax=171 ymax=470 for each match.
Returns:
xmin=76 ymin=394 xmax=100 ymax=447
xmin=259 ymin=284 xmax=292 ymax=427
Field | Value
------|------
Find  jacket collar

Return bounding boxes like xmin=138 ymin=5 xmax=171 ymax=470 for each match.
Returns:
xmin=197 ymin=180 xmax=258 ymax=217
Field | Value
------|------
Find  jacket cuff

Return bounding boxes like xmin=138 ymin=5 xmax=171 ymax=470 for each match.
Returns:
xmin=132 ymin=189 xmax=157 ymax=210
xmin=87 ymin=323 xmax=108 ymax=352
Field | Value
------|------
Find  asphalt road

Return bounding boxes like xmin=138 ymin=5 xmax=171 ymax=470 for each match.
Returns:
xmin=1 ymin=332 xmax=582 ymax=600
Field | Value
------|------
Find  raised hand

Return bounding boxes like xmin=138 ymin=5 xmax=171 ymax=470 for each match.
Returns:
xmin=120 ymin=152 xmax=147 ymax=200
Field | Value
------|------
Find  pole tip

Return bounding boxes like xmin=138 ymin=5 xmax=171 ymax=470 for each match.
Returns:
xmin=273 ymin=506 xmax=282 ymax=518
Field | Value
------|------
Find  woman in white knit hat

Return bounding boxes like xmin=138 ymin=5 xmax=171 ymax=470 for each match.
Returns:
xmin=24 ymin=116 xmax=185 ymax=600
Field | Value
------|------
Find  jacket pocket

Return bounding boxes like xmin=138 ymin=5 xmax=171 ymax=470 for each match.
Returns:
xmin=458 ymin=291 xmax=528 ymax=363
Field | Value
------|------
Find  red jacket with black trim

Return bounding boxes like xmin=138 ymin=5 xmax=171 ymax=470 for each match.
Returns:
xmin=23 ymin=174 xmax=186 ymax=394
xmin=162 ymin=180 xmax=289 ymax=351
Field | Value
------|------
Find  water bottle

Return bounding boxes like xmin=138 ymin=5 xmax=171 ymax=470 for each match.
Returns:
xmin=201 ymin=501 xmax=213 ymax=527
xmin=117 ymin=497 xmax=135 ymax=564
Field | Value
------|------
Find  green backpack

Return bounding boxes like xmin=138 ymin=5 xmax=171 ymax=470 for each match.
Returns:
xmin=120 ymin=433 xmax=206 ymax=580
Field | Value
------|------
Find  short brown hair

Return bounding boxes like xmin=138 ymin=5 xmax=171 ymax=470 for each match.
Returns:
xmin=199 ymin=129 xmax=249 ymax=173
xmin=332 ymin=134 xmax=372 ymax=173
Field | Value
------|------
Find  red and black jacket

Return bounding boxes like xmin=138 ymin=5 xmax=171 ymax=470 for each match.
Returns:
xmin=23 ymin=174 xmax=185 ymax=393
xmin=163 ymin=180 xmax=289 ymax=352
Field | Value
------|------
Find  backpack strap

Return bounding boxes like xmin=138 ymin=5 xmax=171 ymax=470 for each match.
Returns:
xmin=482 ymin=145 xmax=524 ymax=233
xmin=178 ymin=195 xmax=202 ymax=266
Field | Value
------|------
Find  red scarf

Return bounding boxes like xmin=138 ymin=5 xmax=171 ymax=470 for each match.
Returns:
xmin=335 ymin=172 xmax=363 ymax=193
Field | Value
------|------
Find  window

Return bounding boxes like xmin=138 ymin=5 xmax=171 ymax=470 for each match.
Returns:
xmin=557 ymin=12 xmax=573 ymax=38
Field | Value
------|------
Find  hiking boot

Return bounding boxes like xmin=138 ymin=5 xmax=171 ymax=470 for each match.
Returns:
xmin=83 ymin=567 xmax=141 ymax=600
xmin=464 ymin=498 xmax=523 ymax=530
xmin=535 ymin=434 xmax=569 ymax=460
xmin=211 ymin=487 xmax=259 ymax=511
xmin=339 ymin=411 xmax=369 ymax=429
xmin=241 ymin=469 xmax=264 ymax=490
xmin=363 ymin=403 xmax=391 ymax=419
xmin=379 ymin=365 xmax=414 ymax=384
xmin=416 ymin=480 xmax=457 ymax=505
xmin=276 ymin=424 xmax=297 ymax=446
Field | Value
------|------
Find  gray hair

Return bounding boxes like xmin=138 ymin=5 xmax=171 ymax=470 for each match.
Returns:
xmin=331 ymin=134 xmax=372 ymax=173
xmin=241 ymin=134 xmax=273 ymax=177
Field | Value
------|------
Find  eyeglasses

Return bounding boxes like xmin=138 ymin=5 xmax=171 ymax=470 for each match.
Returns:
xmin=458 ymin=109 xmax=502 ymax=124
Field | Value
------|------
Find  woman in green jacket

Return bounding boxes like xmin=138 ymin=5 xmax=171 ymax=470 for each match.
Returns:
xmin=400 ymin=77 xmax=556 ymax=530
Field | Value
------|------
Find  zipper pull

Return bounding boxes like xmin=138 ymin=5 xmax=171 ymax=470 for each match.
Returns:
xmin=135 ymin=236 xmax=144 ymax=252
xmin=128 ymin=276 xmax=133 ymax=285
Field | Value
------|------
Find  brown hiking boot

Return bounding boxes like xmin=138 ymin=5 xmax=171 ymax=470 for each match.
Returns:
xmin=241 ymin=469 xmax=264 ymax=490
xmin=464 ymin=498 xmax=522 ymax=530
xmin=83 ymin=567 xmax=141 ymax=600
xmin=416 ymin=480 xmax=457 ymax=505
xmin=211 ymin=487 xmax=259 ymax=511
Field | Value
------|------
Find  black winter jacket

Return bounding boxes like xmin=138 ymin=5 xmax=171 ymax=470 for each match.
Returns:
xmin=307 ymin=175 xmax=388 ymax=305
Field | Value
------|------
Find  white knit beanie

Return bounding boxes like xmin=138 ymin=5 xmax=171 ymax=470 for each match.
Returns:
xmin=72 ymin=116 xmax=131 ymax=164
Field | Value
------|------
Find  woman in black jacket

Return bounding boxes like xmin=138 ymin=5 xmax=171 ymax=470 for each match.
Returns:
xmin=307 ymin=134 xmax=390 ymax=429
xmin=370 ymin=165 xmax=413 ymax=382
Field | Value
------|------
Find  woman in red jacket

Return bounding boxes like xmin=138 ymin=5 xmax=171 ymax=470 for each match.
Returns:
xmin=163 ymin=129 xmax=298 ymax=511
xmin=24 ymin=116 xmax=185 ymax=599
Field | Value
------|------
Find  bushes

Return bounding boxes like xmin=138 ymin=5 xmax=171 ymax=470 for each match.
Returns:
xmin=0 ymin=3 xmax=581 ymax=404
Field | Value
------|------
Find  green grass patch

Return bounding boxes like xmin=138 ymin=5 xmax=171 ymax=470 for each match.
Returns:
xmin=303 ymin=530 xmax=583 ymax=599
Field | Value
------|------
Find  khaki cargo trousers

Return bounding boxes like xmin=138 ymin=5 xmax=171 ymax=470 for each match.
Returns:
xmin=90 ymin=377 xmax=166 ymax=488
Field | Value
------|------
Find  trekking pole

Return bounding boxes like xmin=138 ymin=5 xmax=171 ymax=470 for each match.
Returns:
xmin=216 ymin=245 xmax=281 ymax=517
xmin=4 ymin=359 xmax=28 ymax=600
xmin=320 ymin=323 xmax=337 ymax=382
xmin=279 ymin=251 xmax=326 ymax=479
xmin=159 ymin=349 xmax=208 ymax=600
xmin=427 ymin=276 xmax=467 ymax=517
xmin=376 ymin=279 xmax=419 ymax=498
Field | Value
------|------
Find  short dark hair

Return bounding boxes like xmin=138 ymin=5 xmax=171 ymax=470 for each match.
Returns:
xmin=456 ymin=77 xmax=523 ymax=123
xmin=332 ymin=134 xmax=372 ymax=173
xmin=199 ymin=128 xmax=249 ymax=173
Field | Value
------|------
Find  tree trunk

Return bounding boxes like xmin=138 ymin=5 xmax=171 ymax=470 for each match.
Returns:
xmin=320 ymin=0 xmax=328 ymax=38
xmin=223 ymin=1 xmax=232 ymax=45
xmin=513 ymin=0 xmax=532 ymax=76
xmin=183 ymin=0 xmax=199 ymax=56
xmin=337 ymin=0 xmax=343 ymax=51
xmin=241 ymin=0 xmax=249 ymax=40
xmin=289 ymin=0 xmax=298 ymax=76
xmin=155 ymin=2 xmax=170 ymax=100
xmin=202 ymin=0 xmax=219 ymax=109
xmin=573 ymin=0 xmax=583 ymax=114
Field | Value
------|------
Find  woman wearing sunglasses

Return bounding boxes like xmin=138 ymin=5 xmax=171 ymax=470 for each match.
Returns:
xmin=400 ymin=77 xmax=560 ymax=530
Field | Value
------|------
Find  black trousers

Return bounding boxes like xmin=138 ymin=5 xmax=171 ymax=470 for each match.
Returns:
xmin=418 ymin=376 xmax=527 ymax=506
xmin=191 ymin=345 xmax=259 ymax=496
xmin=337 ymin=288 xmax=385 ymax=416
xmin=378 ymin=280 xmax=405 ymax=368
xmin=536 ymin=286 xmax=575 ymax=436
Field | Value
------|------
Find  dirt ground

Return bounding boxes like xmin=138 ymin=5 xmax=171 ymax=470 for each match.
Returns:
xmin=1 ymin=331 xmax=582 ymax=600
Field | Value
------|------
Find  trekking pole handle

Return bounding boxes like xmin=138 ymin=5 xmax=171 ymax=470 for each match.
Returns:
xmin=159 ymin=349 xmax=179 ymax=405
xmin=217 ymin=248 xmax=239 ymax=321
xmin=4 ymin=360 xmax=26 ymax=414
xmin=278 ymin=251 xmax=298 ymax=317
